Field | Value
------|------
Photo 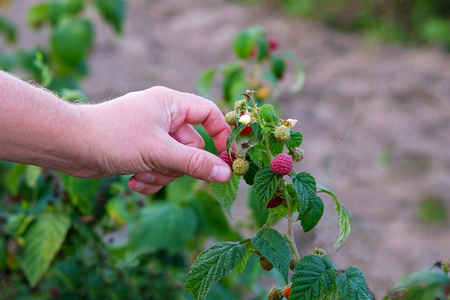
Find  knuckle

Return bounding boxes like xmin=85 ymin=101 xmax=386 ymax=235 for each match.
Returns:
xmin=186 ymin=150 xmax=206 ymax=177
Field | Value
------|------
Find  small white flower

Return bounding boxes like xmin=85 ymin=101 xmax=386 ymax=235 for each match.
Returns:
xmin=286 ymin=119 xmax=298 ymax=129
xmin=239 ymin=114 xmax=252 ymax=125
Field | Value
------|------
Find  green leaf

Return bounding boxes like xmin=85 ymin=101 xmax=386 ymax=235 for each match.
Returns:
xmin=291 ymin=254 xmax=337 ymax=300
xmin=247 ymin=145 xmax=264 ymax=169
xmin=233 ymin=27 xmax=264 ymax=59
xmin=0 ymin=17 xmax=17 ymax=43
xmin=234 ymin=249 xmax=252 ymax=274
xmin=27 ymin=2 xmax=63 ymax=28
xmin=269 ymin=134 xmax=284 ymax=156
xmin=0 ymin=237 xmax=6 ymax=270
xmin=24 ymin=165 xmax=41 ymax=188
xmin=128 ymin=202 xmax=197 ymax=255
xmin=266 ymin=204 xmax=288 ymax=227
xmin=17 ymin=212 xmax=71 ymax=287
xmin=197 ymin=68 xmax=217 ymax=98
xmin=226 ymin=122 xmax=245 ymax=157
xmin=210 ymin=173 xmax=240 ymax=217
xmin=271 ymin=55 xmax=286 ymax=80
xmin=256 ymin=36 xmax=270 ymax=62
xmin=59 ymin=174 xmax=101 ymax=215
xmin=385 ymin=269 xmax=450 ymax=300
xmin=247 ymin=186 xmax=268 ymax=227
xmin=50 ymin=17 xmax=94 ymax=68
xmin=292 ymin=172 xmax=317 ymax=216
xmin=222 ymin=63 xmax=246 ymax=103
xmin=5 ymin=163 xmax=26 ymax=195
xmin=251 ymin=227 xmax=290 ymax=283
xmin=243 ymin=161 xmax=259 ymax=186
xmin=185 ymin=242 xmax=247 ymax=300
xmin=337 ymin=267 xmax=373 ymax=300
xmin=93 ymin=0 xmax=126 ymax=35
xmin=284 ymin=51 xmax=306 ymax=93
xmin=254 ymin=167 xmax=281 ymax=212
xmin=299 ymin=195 xmax=324 ymax=232
xmin=5 ymin=213 xmax=35 ymax=237
xmin=33 ymin=52 xmax=52 ymax=87
xmin=317 ymin=184 xmax=353 ymax=249
xmin=285 ymin=131 xmax=303 ymax=149
xmin=260 ymin=104 xmax=278 ymax=125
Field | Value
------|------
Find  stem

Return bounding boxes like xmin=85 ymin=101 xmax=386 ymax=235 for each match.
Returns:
xmin=282 ymin=183 xmax=300 ymax=260
xmin=239 ymin=238 xmax=251 ymax=245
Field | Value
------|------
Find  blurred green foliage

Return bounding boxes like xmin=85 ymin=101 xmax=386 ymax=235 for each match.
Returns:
xmin=235 ymin=0 xmax=450 ymax=49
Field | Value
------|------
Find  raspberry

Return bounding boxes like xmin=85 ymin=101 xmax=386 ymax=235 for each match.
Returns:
xmin=268 ymin=36 xmax=279 ymax=51
xmin=240 ymin=125 xmax=253 ymax=136
xmin=232 ymin=158 xmax=249 ymax=176
xmin=266 ymin=196 xmax=283 ymax=208
xmin=290 ymin=257 xmax=299 ymax=271
xmin=225 ymin=111 xmax=238 ymax=126
xmin=259 ymin=257 xmax=273 ymax=271
xmin=284 ymin=286 xmax=291 ymax=300
xmin=234 ymin=100 xmax=247 ymax=112
xmin=289 ymin=147 xmax=305 ymax=162
xmin=219 ymin=150 xmax=236 ymax=167
xmin=274 ymin=125 xmax=290 ymax=142
xmin=268 ymin=287 xmax=282 ymax=300
xmin=270 ymin=153 xmax=293 ymax=176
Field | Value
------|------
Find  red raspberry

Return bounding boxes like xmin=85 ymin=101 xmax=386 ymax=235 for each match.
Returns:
xmin=268 ymin=36 xmax=279 ymax=51
xmin=219 ymin=150 xmax=236 ymax=167
xmin=240 ymin=125 xmax=253 ymax=136
xmin=266 ymin=196 xmax=283 ymax=208
xmin=270 ymin=153 xmax=293 ymax=176
xmin=284 ymin=285 xmax=291 ymax=299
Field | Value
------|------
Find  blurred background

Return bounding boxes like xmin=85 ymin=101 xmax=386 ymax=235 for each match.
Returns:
xmin=1 ymin=0 xmax=450 ymax=299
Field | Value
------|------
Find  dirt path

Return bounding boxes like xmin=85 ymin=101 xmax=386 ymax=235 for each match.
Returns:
xmin=3 ymin=0 xmax=450 ymax=298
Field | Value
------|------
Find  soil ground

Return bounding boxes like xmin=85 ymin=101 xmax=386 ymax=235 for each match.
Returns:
xmin=2 ymin=0 xmax=450 ymax=298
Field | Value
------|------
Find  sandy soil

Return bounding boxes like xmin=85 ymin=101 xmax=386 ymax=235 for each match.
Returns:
xmin=2 ymin=0 xmax=450 ymax=298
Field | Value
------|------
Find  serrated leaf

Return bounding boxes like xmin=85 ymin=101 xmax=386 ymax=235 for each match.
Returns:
xmin=210 ymin=173 xmax=240 ymax=217
xmin=59 ymin=174 xmax=101 ymax=215
xmin=260 ymin=105 xmax=278 ymax=125
xmin=269 ymin=134 xmax=284 ymax=156
xmin=292 ymin=172 xmax=317 ymax=216
xmin=266 ymin=204 xmax=288 ymax=227
xmin=243 ymin=161 xmax=259 ymax=186
xmin=128 ymin=202 xmax=197 ymax=255
xmin=24 ymin=165 xmax=41 ymax=188
xmin=337 ymin=267 xmax=373 ymax=300
xmin=251 ymin=227 xmax=290 ymax=283
xmin=247 ymin=145 xmax=264 ymax=169
xmin=233 ymin=27 xmax=264 ymax=59
xmin=197 ymin=68 xmax=217 ymax=98
xmin=285 ymin=131 xmax=303 ymax=149
xmin=17 ymin=212 xmax=70 ymax=287
xmin=317 ymin=184 xmax=352 ymax=249
xmin=234 ymin=249 xmax=252 ymax=274
xmin=226 ymin=123 xmax=245 ymax=157
xmin=299 ymin=195 xmax=324 ymax=232
xmin=254 ymin=167 xmax=281 ymax=212
xmin=185 ymin=242 xmax=247 ymax=300
xmin=291 ymin=254 xmax=338 ymax=300
xmin=93 ymin=0 xmax=126 ymax=35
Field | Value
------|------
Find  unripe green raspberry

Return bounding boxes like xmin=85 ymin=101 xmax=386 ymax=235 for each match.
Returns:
xmin=268 ymin=287 xmax=282 ymax=300
xmin=232 ymin=158 xmax=249 ymax=176
xmin=259 ymin=257 xmax=273 ymax=271
xmin=313 ymin=247 xmax=327 ymax=257
xmin=225 ymin=111 xmax=238 ymax=126
xmin=289 ymin=147 xmax=305 ymax=162
xmin=290 ymin=257 xmax=300 ymax=271
xmin=274 ymin=125 xmax=290 ymax=142
xmin=234 ymin=99 xmax=247 ymax=112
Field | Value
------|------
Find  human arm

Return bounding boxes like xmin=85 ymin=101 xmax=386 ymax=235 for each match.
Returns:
xmin=0 ymin=71 xmax=232 ymax=194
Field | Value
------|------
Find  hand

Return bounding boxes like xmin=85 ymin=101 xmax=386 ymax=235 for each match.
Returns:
xmin=75 ymin=86 xmax=232 ymax=194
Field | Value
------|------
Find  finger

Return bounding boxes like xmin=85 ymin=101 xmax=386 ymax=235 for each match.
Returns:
xmin=134 ymin=171 xmax=179 ymax=186
xmin=170 ymin=124 xmax=205 ymax=149
xmin=157 ymin=134 xmax=232 ymax=183
xmin=128 ymin=176 xmax=164 ymax=195
xmin=169 ymin=91 xmax=231 ymax=153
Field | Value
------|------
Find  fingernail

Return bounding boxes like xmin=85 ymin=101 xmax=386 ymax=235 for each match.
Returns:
xmin=134 ymin=181 xmax=145 ymax=192
xmin=139 ymin=172 xmax=155 ymax=183
xmin=209 ymin=165 xmax=231 ymax=182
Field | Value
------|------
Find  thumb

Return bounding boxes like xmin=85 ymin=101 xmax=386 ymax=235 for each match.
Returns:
xmin=158 ymin=137 xmax=232 ymax=183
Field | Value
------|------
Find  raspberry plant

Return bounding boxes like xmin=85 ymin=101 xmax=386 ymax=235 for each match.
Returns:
xmin=184 ymin=91 xmax=373 ymax=300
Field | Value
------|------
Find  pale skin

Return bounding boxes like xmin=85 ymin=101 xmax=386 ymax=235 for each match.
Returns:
xmin=0 ymin=71 xmax=232 ymax=194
